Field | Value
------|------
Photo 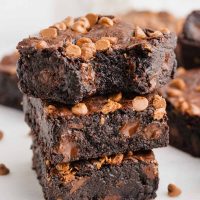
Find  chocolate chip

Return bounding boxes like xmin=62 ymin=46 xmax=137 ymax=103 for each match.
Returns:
xmin=0 ymin=130 xmax=3 ymax=140
xmin=95 ymin=39 xmax=111 ymax=51
xmin=99 ymin=17 xmax=114 ymax=27
xmin=40 ymin=28 xmax=58 ymax=38
xmin=85 ymin=13 xmax=98 ymax=26
xmin=168 ymin=184 xmax=182 ymax=197
xmin=71 ymin=103 xmax=88 ymax=116
xmin=0 ymin=164 xmax=10 ymax=176
xmin=65 ymin=44 xmax=82 ymax=58
xmin=132 ymin=96 xmax=149 ymax=112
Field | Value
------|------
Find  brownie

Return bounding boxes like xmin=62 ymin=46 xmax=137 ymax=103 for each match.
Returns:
xmin=24 ymin=92 xmax=169 ymax=164
xmin=160 ymin=68 xmax=200 ymax=157
xmin=121 ymin=10 xmax=184 ymax=34
xmin=32 ymin=142 xmax=159 ymax=200
xmin=0 ymin=52 xmax=22 ymax=109
xmin=17 ymin=14 xmax=177 ymax=105
xmin=179 ymin=10 xmax=200 ymax=69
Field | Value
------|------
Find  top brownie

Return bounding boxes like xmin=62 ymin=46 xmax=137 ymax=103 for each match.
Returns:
xmin=17 ymin=14 xmax=177 ymax=105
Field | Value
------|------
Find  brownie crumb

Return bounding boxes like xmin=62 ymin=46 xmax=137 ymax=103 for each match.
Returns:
xmin=168 ymin=183 xmax=182 ymax=197
xmin=0 ymin=164 xmax=10 ymax=175
xmin=0 ymin=130 xmax=3 ymax=140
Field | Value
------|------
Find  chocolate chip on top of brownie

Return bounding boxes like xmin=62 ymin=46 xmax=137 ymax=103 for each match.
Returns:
xmin=162 ymin=68 xmax=200 ymax=116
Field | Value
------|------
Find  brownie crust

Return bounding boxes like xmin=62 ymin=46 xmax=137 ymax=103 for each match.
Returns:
xmin=24 ymin=93 xmax=169 ymax=164
xmin=32 ymin=143 xmax=159 ymax=200
xmin=17 ymin=15 xmax=177 ymax=105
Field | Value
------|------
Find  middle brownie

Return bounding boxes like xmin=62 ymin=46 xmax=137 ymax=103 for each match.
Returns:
xmin=24 ymin=93 xmax=168 ymax=164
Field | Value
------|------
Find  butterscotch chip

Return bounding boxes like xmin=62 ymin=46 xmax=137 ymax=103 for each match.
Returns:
xmin=0 ymin=130 xmax=4 ymax=140
xmin=110 ymin=92 xmax=122 ymax=102
xmin=65 ymin=44 xmax=81 ymax=58
xmin=72 ymin=103 xmax=88 ymax=116
xmin=153 ymin=95 xmax=166 ymax=109
xmin=0 ymin=164 xmax=10 ymax=175
xmin=195 ymin=85 xmax=200 ymax=92
xmin=187 ymin=104 xmax=200 ymax=116
xmin=134 ymin=26 xmax=146 ymax=39
xmin=169 ymin=78 xmax=186 ymax=90
xmin=101 ymin=37 xmax=118 ymax=44
xmin=167 ymin=88 xmax=182 ymax=97
xmin=40 ymin=28 xmax=58 ymax=38
xmin=176 ymin=67 xmax=186 ymax=75
xmin=82 ymin=42 xmax=96 ymax=53
xmin=154 ymin=108 xmax=166 ymax=120
xmin=95 ymin=39 xmax=111 ymax=51
xmin=100 ymin=116 xmax=105 ymax=125
xmin=72 ymin=21 xmax=87 ymax=33
xmin=81 ymin=47 xmax=94 ymax=60
xmin=85 ymin=13 xmax=98 ymax=26
xmin=53 ymin=22 xmax=66 ymax=31
xmin=101 ymin=100 xmax=122 ymax=114
xmin=160 ymin=28 xmax=170 ymax=34
xmin=63 ymin=16 xmax=74 ymax=28
xmin=110 ymin=154 xmax=124 ymax=165
xmin=78 ymin=17 xmax=90 ymax=29
xmin=168 ymin=184 xmax=182 ymax=197
xmin=76 ymin=37 xmax=93 ymax=47
xmin=132 ymin=96 xmax=149 ymax=112
xmin=149 ymin=31 xmax=163 ymax=37
xmin=35 ymin=40 xmax=48 ymax=49
xmin=179 ymin=101 xmax=189 ymax=113
xmin=99 ymin=17 xmax=114 ymax=27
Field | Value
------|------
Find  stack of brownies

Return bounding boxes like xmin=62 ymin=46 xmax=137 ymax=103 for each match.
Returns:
xmin=17 ymin=14 xmax=177 ymax=199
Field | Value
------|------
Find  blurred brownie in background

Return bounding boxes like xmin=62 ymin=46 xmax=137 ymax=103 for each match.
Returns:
xmin=121 ymin=10 xmax=184 ymax=34
xmin=161 ymin=68 xmax=200 ymax=157
xmin=178 ymin=10 xmax=200 ymax=69
xmin=0 ymin=51 xmax=22 ymax=110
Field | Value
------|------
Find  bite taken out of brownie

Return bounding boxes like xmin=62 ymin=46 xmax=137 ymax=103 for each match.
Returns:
xmin=160 ymin=67 xmax=200 ymax=157
xmin=32 ymin=141 xmax=159 ymax=200
xmin=0 ymin=51 xmax=22 ymax=110
xmin=17 ymin=14 xmax=177 ymax=105
xmin=178 ymin=10 xmax=200 ymax=69
xmin=24 ymin=92 xmax=169 ymax=164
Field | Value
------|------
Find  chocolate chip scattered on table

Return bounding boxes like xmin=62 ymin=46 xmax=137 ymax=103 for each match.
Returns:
xmin=0 ymin=164 xmax=10 ymax=176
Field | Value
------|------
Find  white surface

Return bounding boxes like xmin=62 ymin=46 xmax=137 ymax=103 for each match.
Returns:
xmin=0 ymin=105 xmax=199 ymax=200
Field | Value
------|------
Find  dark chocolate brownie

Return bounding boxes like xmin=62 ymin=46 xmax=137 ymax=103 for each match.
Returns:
xmin=160 ymin=68 xmax=200 ymax=157
xmin=178 ymin=10 xmax=200 ymax=69
xmin=17 ymin=14 xmax=177 ymax=105
xmin=32 ymin=142 xmax=159 ymax=200
xmin=0 ymin=52 xmax=22 ymax=109
xmin=24 ymin=92 xmax=169 ymax=164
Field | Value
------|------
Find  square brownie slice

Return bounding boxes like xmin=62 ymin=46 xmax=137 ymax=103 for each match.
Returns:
xmin=17 ymin=14 xmax=177 ymax=105
xmin=0 ymin=52 xmax=22 ymax=109
xmin=160 ymin=68 xmax=200 ymax=156
xmin=32 ymin=142 xmax=159 ymax=200
xmin=179 ymin=10 xmax=200 ymax=69
xmin=24 ymin=92 xmax=168 ymax=164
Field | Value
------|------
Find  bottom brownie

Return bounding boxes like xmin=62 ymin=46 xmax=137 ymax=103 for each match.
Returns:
xmin=161 ymin=68 xmax=200 ymax=156
xmin=32 ymin=143 xmax=159 ymax=200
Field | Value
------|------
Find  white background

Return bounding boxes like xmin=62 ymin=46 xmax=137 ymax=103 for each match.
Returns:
xmin=0 ymin=0 xmax=200 ymax=55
